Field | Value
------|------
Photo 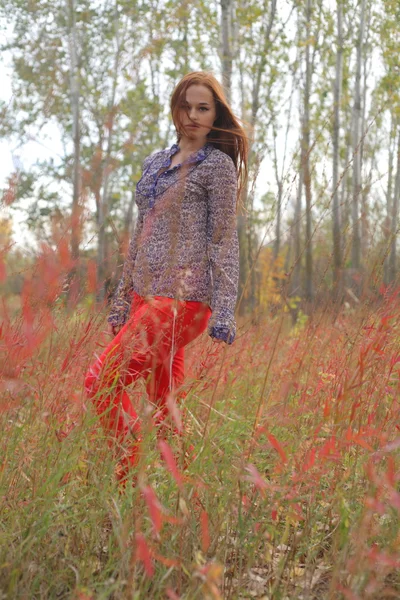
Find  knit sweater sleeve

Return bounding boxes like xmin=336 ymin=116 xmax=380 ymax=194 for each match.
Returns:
xmin=107 ymin=210 xmax=144 ymax=327
xmin=107 ymin=155 xmax=151 ymax=327
xmin=206 ymin=152 xmax=240 ymax=344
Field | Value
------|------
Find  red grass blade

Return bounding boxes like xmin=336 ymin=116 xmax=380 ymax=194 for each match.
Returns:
xmin=267 ymin=433 xmax=288 ymax=464
xmin=201 ymin=510 xmax=210 ymax=553
xmin=158 ymin=439 xmax=184 ymax=489
xmin=135 ymin=532 xmax=154 ymax=577
xmin=141 ymin=484 xmax=163 ymax=535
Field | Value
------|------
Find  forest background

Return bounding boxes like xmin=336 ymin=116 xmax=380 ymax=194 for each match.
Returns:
xmin=1 ymin=0 xmax=398 ymax=312
xmin=0 ymin=0 xmax=400 ymax=599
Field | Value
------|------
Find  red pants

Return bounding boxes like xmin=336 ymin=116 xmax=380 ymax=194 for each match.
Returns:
xmin=84 ymin=291 xmax=211 ymax=464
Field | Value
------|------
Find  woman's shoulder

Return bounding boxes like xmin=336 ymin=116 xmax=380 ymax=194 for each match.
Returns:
xmin=206 ymin=147 xmax=237 ymax=178
xmin=142 ymin=148 xmax=167 ymax=170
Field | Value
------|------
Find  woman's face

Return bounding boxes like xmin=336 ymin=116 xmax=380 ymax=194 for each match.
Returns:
xmin=177 ymin=84 xmax=217 ymax=141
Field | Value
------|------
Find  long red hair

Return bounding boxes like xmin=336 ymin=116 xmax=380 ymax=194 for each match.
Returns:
xmin=170 ymin=71 xmax=250 ymax=208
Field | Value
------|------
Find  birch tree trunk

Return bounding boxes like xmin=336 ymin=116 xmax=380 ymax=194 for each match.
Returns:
xmin=240 ymin=0 xmax=278 ymax=312
xmin=332 ymin=0 xmax=343 ymax=298
xmin=384 ymin=114 xmax=396 ymax=285
xmin=67 ymin=0 xmax=81 ymax=283
xmin=250 ymin=0 xmax=277 ymax=125
xmin=292 ymin=155 xmax=303 ymax=297
xmin=340 ymin=132 xmax=351 ymax=259
xmin=97 ymin=8 xmax=124 ymax=304
xmin=302 ymin=0 xmax=313 ymax=303
xmin=389 ymin=128 xmax=400 ymax=283
xmin=351 ymin=0 xmax=366 ymax=273
xmin=273 ymin=89 xmax=293 ymax=261
xmin=360 ymin=3 xmax=371 ymax=262
xmin=236 ymin=51 xmax=249 ymax=315
xmin=220 ymin=0 xmax=233 ymax=103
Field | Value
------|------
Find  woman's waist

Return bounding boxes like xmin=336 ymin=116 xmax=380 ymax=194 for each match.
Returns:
xmin=135 ymin=252 xmax=209 ymax=274
xmin=131 ymin=271 xmax=211 ymax=303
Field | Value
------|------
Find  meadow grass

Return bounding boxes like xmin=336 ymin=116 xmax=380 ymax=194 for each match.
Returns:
xmin=1 ymin=294 xmax=400 ymax=599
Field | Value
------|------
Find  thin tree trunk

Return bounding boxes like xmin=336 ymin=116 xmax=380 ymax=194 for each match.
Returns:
xmin=251 ymin=0 xmax=277 ymax=125
xmin=97 ymin=7 xmax=123 ymax=303
xmin=243 ymin=0 xmax=278 ymax=311
xmin=351 ymin=0 xmax=366 ymax=272
xmin=220 ymin=0 xmax=233 ymax=102
xmin=246 ymin=183 xmax=257 ymax=314
xmin=67 ymin=0 xmax=81 ymax=300
xmin=389 ymin=128 xmax=400 ymax=283
xmin=292 ymin=156 xmax=303 ymax=297
xmin=340 ymin=131 xmax=351 ymax=248
xmin=236 ymin=46 xmax=248 ymax=315
xmin=302 ymin=0 xmax=313 ymax=303
xmin=272 ymin=118 xmax=282 ymax=259
xmin=384 ymin=114 xmax=395 ymax=285
xmin=182 ymin=0 xmax=189 ymax=71
xmin=360 ymin=4 xmax=371 ymax=262
xmin=274 ymin=182 xmax=282 ymax=259
xmin=273 ymin=61 xmax=294 ymax=261
xmin=332 ymin=0 xmax=343 ymax=298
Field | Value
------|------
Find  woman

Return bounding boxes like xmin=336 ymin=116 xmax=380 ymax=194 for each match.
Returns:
xmin=84 ymin=71 xmax=249 ymax=483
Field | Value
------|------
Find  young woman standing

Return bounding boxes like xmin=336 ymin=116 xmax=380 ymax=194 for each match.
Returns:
xmin=85 ymin=71 xmax=249 ymax=483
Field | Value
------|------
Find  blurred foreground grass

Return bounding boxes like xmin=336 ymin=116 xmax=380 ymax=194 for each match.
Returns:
xmin=1 ymin=298 xmax=400 ymax=599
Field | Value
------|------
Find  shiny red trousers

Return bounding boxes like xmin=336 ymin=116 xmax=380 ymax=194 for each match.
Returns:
xmin=84 ymin=291 xmax=211 ymax=470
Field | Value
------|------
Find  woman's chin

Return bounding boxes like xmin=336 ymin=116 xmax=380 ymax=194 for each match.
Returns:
xmin=185 ymin=129 xmax=200 ymax=138
xmin=182 ymin=130 xmax=207 ymax=142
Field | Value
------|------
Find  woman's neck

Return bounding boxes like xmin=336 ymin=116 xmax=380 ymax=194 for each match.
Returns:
xmin=178 ymin=136 xmax=209 ymax=154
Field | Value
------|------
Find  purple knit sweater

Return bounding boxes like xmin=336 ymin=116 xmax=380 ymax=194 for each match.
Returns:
xmin=107 ymin=141 xmax=239 ymax=344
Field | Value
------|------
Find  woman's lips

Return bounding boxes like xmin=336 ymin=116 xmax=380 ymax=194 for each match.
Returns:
xmin=187 ymin=124 xmax=200 ymax=128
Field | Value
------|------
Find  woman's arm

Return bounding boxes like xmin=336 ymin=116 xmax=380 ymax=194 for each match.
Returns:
xmin=107 ymin=155 xmax=151 ymax=328
xmin=206 ymin=153 xmax=240 ymax=344
xmin=107 ymin=209 xmax=144 ymax=328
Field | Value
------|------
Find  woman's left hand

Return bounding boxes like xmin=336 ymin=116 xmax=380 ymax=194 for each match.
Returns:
xmin=212 ymin=338 xmax=224 ymax=344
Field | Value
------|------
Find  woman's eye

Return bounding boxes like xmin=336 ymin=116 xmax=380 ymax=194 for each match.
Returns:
xmin=180 ymin=105 xmax=209 ymax=112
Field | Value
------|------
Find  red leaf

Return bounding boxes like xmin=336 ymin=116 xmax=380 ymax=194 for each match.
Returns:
xmin=141 ymin=484 xmax=163 ymax=535
xmin=246 ymin=463 xmax=268 ymax=492
xmin=61 ymin=355 xmax=70 ymax=373
xmin=267 ymin=433 xmax=287 ymax=463
xmin=302 ymin=447 xmax=316 ymax=472
xmin=323 ymin=396 xmax=330 ymax=417
xmin=201 ymin=510 xmax=210 ymax=553
xmin=87 ymin=259 xmax=97 ymax=294
xmin=158 ymin=439 xmax=184 ymax=488
xmin=135 ymin=533 xmax=154 ymax=577
xmin=153 ymin=552 xmax=180 ymax=567
xmin=166 ymin=392 xmax=183 ymax=433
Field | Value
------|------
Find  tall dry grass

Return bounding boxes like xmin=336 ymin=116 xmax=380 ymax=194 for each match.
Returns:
xmin=1 ymin=269 xmax=400 ymax=599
